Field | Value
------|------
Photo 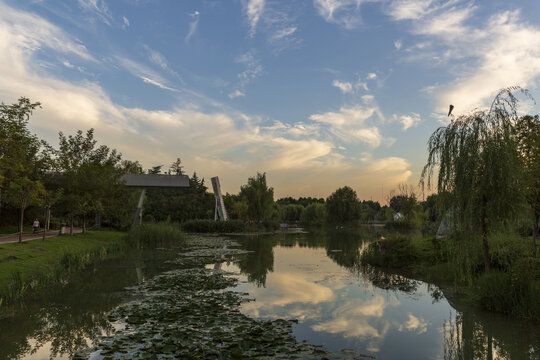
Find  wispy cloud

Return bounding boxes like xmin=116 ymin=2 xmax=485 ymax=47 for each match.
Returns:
xmin=77 ymin=0 xmax=113 ymax=26
xmin=228 ymin=90 xmax=245 ymax=99
xmin=313 ymin=0 xmax=378 ymax=29
xmin=0 ymin=2 xmax=96 ymax=64
xmin=388 ymin=1 xmax=540 ymax=114
xmin=242 ymin=0 xmax=265 ymax=37
xmin=122 ymin=16 xmax=130 ymax=28
xmin=116 ymin=56 xmax=179 ymax=92
xmin=185 ymin=11 xmax=200 ymax=43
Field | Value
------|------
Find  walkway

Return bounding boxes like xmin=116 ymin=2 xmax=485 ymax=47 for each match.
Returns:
xmin=0 ymin=228 xmax=83 ymax=244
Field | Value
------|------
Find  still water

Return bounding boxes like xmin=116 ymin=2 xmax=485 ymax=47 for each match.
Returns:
xmin=0 ymin=229 xmax=538 ymax=359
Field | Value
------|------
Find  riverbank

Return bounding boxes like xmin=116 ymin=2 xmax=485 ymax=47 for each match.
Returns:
xmin=360 ymin=233 xmax=540 ymax=320
xmin=0 ymin=231 xmax=127 ymax=307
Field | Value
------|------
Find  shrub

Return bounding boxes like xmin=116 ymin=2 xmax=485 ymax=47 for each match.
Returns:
xmin=182 ymin=219 xmax=245 ymax=233
xmin=475 ymin=257 xmax=540 ymax=319
xmin=360 ymin=235 xmax=417 ymax=268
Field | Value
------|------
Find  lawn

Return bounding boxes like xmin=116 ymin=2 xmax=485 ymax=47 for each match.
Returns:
xmin=0 ymin=231 xmax=126 ymax=297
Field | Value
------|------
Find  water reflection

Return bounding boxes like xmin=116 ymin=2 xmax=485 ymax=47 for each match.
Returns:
xmin=0 ymin=243 xmax=181 ymax=360
xmin=229 ymin=228 xmax=539 ymax=359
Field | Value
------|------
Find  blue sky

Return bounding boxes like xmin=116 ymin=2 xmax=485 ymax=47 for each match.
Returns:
xmin=1 ymin=0 xmax=539 ymax=202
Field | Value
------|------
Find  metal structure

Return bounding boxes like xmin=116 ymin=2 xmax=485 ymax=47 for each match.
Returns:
xmin=211 ymin=176 xmax=228 ymax=221
xmin=121 ymin=174 xmax=190 ymax=228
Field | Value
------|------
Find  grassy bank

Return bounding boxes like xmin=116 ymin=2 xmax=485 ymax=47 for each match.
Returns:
xmin=360 ymin=233 xmax=540 ymax=320
xmin=0 ymin=231 xmax=126 ymax=307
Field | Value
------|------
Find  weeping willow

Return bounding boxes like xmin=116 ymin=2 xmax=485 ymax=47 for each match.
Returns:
xmin=421 ymin=87 xmax=530 ymax=277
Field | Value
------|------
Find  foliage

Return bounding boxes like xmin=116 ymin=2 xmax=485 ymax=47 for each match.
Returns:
xmin=475 ymin=267 xmax=539 ymax=319
xmin=325 ymin=186 xmax=360 ymax=223
xmin=359 ymin=200 xmax=381 ymax=223
xmin=128 ymin=222 xmax=184 ymax=246
xmin=144 ymin=172 xmax=214 ymax=223
xmin=300 ymin=202 xmax=327 ymax=225
xmin=0 ymin=97 xmax=48 ymax=240
xmin=360 ymin=235 xmax=417 ymax=268
xmin=182 ymin=219 xmax=245 ymax=233
xmin=280 ymin=204 xmax=304 ymax=222
xmin=421 ymin=88 xmax=530 ymax=273
xmin=515 ymin=114 xmax=540 ymax=252
xmin=239 ymin=172 xmax=274 ymax=222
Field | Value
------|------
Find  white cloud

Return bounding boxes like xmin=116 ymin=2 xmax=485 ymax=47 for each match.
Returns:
xmin=0 ymin=2 xmax=96 ymax=63
xmin=270 ymin=26 xmax=297 ymax=41
xmin=398 ymin=314 xmax=428 ymax=334
xmin=387 ymin=0 xmax=433 ymax=21
xmin=77 ymin=0 xmax=113 ymax=26
xmin=122 ymin=16 xmax=130 ymax=28
xmin=395 ymin=112 xmax=421 ymax=130
xmin=310 ymin=105 xmax=383 ymax=147
xmin=367 ymin=72 xmax=377 ymax=79
xmin=313 ymin=0 xmax=378 ymax=29
xmin=116 ymin=56 xmax=179 ymax=92
xmin=394 ymin=40 xmax=402 ymax=50
xmin=185 ymin=11 xmax=200 ymax=43
xmin=389 ymin=2 xmax=540 ymax=114
xmin=332 ymin=80 xmax=353 ymax=93
xmin=228 ymin=90 xmax=245 ymax=99
xmin=243 ymin=0 xmax=265 ymax=37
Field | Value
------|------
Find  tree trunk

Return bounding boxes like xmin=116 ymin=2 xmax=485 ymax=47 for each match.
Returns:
xmin=0 ymin=187 xmax=2 ymax=219
xmin=18 ymin=198 xmax=26 ymax=244
xmin=481 ymin=196 xmax=490 ymax=273
xmin=532 ymin=205 xmax=537 ymax=254
xmin=42 ymin=206 xmax=50 ymax=241
xmin=70 ymin=216 xmax=73 ymax=236
xmin=83 ymin=214 xmax=86 ymax=234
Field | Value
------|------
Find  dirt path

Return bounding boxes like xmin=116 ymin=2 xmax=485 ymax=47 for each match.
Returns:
xmin=0 ymin=228 xmax=83 ymax=244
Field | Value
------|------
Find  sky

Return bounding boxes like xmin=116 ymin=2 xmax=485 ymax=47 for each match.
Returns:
xmin=1 ymin=0 xmax=540 ymax=202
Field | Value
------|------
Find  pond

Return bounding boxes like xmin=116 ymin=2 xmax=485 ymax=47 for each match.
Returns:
xmin=0 ymin=228 xmax=538 ymax=359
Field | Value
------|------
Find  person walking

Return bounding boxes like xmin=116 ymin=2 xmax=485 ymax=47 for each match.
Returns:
xmin=32 ymin=218 xmax=40 ymax=234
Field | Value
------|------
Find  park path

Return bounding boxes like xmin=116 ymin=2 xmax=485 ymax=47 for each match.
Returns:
xmin=0 ymin=228 xmax=83 ymax=244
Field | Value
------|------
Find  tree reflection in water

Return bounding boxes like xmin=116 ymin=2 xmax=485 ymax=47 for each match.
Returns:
xmin=234 ymin=235 xmax=274 ymax=287
xmin=443 ymin=308 xmax=540 ymax=360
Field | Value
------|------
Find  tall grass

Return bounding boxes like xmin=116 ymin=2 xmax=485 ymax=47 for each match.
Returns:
xmin=128 ymin=222 xmax=184 ymax=246
xmin=182 ymin=219 xmax=245 ymax=233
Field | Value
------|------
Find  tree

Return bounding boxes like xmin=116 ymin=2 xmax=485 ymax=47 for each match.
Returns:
xmin=239 ymin=172 xmax=274 ymax=222
xmin=300 ymin=203 xmax=327 ymax=225
xmin=170 ymin=157 xmax=184 ymax=175
xmin=421 ymin=88 xmax=528 ymax=273
xmin=515 ymin=115 xmax=540 ymax=252
xmin=326 ymin=186 xmax=360 ymax=223
xmin=0 ymin=98 xmax=47 ymax=242
xmin=53 ymin=129 xmax=123 ymax=233
xmin=0 ymin=98 xmax=42 ymax=221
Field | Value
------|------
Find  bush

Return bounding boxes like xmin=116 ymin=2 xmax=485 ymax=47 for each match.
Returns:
xmin=475 ymin=256 xmax=540 ymax=319
xmin=128 ymin=222 xmax=184 ymax=245
xmin=360 ymin=235 xmax=417 ymax=268
xmin=182 ymin=219 xmax=245 ymax=233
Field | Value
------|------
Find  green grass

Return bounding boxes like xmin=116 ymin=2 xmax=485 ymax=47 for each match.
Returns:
xmin=0 ymin=225 xmax=34 ymax=236
xmin=0 ymin=230 xmax=126 ymax=305
xmin=128 ymin=222 xmax=184 ymax=245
